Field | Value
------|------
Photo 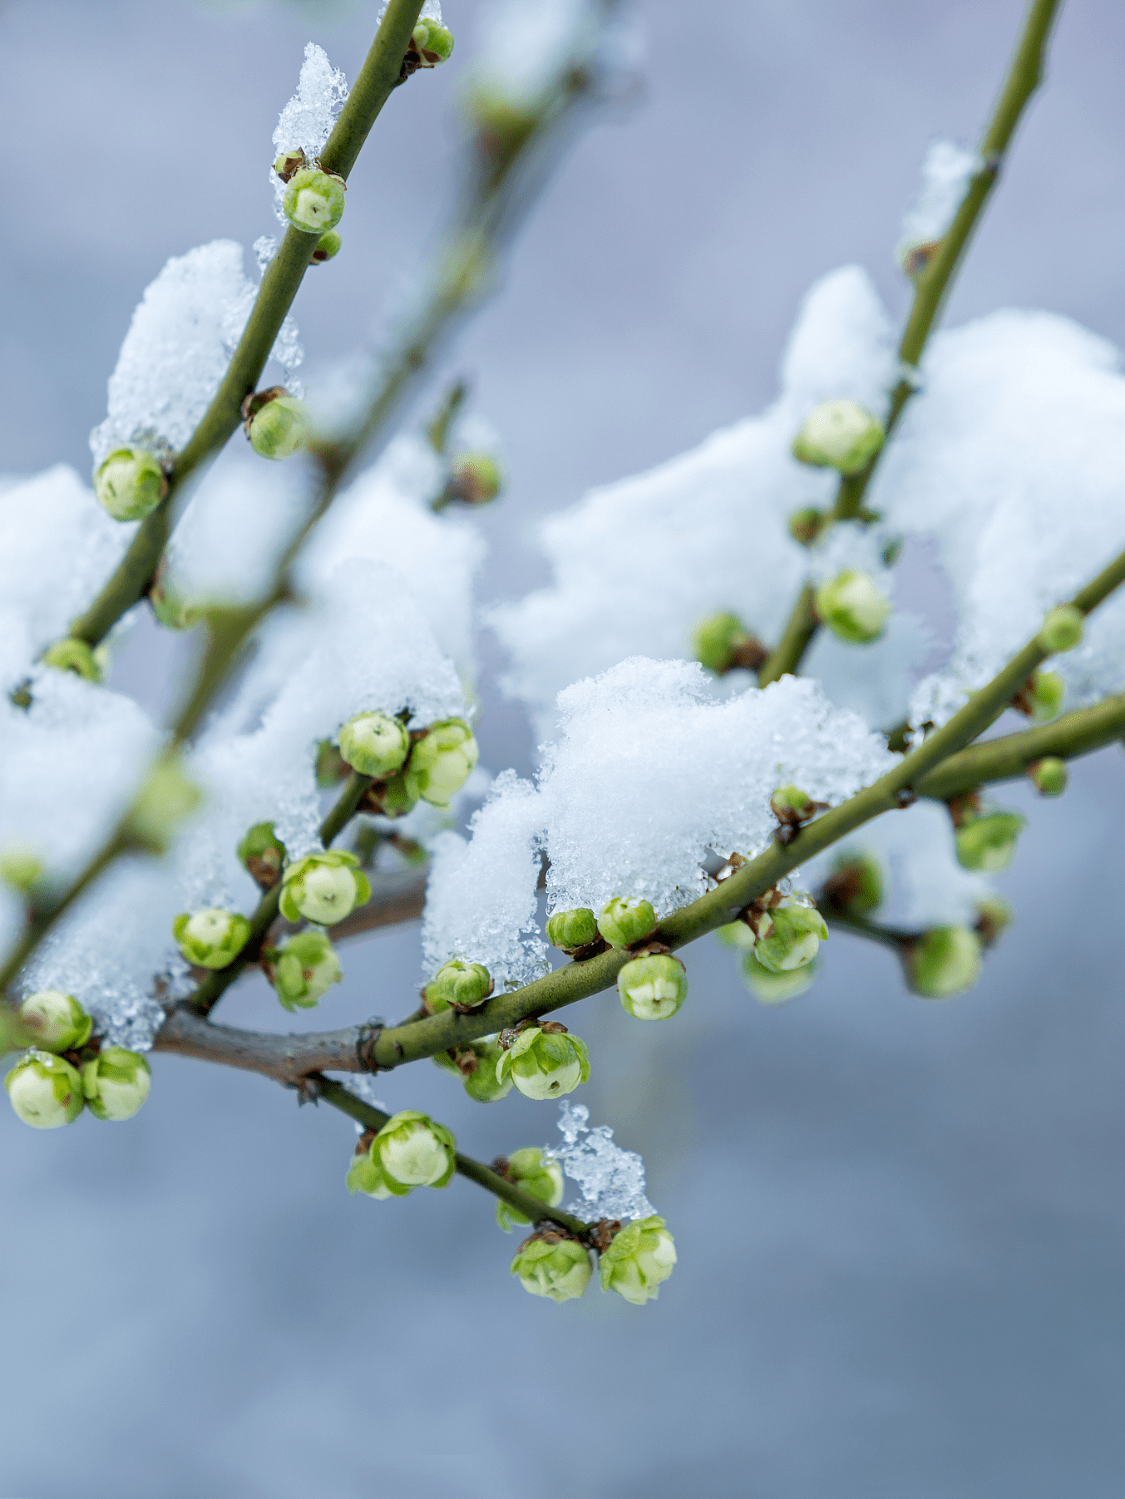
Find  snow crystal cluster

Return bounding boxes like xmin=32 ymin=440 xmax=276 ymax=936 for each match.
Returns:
xmin=546 ymin=1101 xmax=656 ymax=1222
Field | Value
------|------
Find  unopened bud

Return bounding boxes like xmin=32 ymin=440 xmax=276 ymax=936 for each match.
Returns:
xmin=1029 ymin=757 xmax=1068 ymax=797
xmin=412 ymin=19 xmax=455 ymax=65
xmin=741 ymin=954 xmax=817 ymax=1005
xmin=770 ymin=784 xmax=820 ymax=824
xmin=787 ymin=507 xmax=827 ymax=547
xmin=126 ymin=754 xmax=202 ymax=852
xmin=1017 ymin=669 xmax=1064 ymax=722
xmin=362 ymin=770 xmax=419 ymax=819
xmin=311 ymin=229 xmax=341 ymax=264
xmin=715 ymin=921 xmax=757 ymax=952
xmin=5 ymin=1050 xmax=84 ymax=1129
xmin=149 ymin=572 xmax=201 ymax=632
xmin=279 ymin=850 xmax=371 ymax=925
xmin=496 ymin=1026 xmax=590 ymax=1101
xmin=792 ymin=400 xmax=885 ymax=475
xmin=338 ymin=711 xmax=411 ymax=778
xmin=369 ymin=1110 xmax=457 ymax=1195
xmin=282 ymin=167 xmax=346 ymax=235
xmin=598 ymin=1215 xmax=677 ymax=1304
xmin=18 ymin=990 xmax=92 ymax=1053
xmin=346 ymin=1141 xmax=393 ymax=1199
xmin=272 ymin=147 xmax=307 ymax=182
xmin=43 ymin=638 xmax=102 ymax=683
xmin=750 ymin=896 xmax=827 ymax=973
xmin=908 ymin=926 xmax=981 ymax=998
xmin=617 ymin=953 xmax=688 ymax=1021
xmin=511 ymin=1230 xmax=591 ymax=1303
xmin=424 ymin=958 xmax=494 ymax=1013
xmin=692 ymin=612 xmax=752 ymax=675
xmin=403 ymin=719 xmax=479 ymax=808
xmin=495 ymin=1147 xmax=564 ymax=1232
xmin=237 ymin=822 xmax=287 ymax=890
xmin=438 ymin=1038 xmax=513 ymax=1103
xmin=93 ymin=448 xmax=167 ymax=521
xmin=1038 ymin=604 xmax=1084 ymax=654
xmin=0 ymin=847 xmax=44 ymax=893
xmin=445 ymin=453 xmax=503 ymax=506
xmin=814 ymin=569 xmax=891 ymax=644
xmin=975 ymin=895 xmax=1013 ymax=949
xmin=954 ymin=810 xmax=1024 ymax=873
xmin=249 ymin=395 xmax=311 ymax=460
xmin=546 ymin=907 xmax=598 ymax=954
xmin=597 ymin=897 xmax=658 ymax=949
xmin=822 ymin=851 xmax=883 ymax=916
xmin=262 ymin=930 xmax=342 ymax=1012
xmin=173 ymin=908 xmax=252 ymax=969
xmin=82 ymin=1046 xmax=151 ymax=1121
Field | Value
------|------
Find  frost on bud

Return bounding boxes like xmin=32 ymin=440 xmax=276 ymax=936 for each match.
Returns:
xmin=1030 ymin=757 xmax=1068 ymax=797
xmin=261 ymin=930 xmax=342 ymax=1012
xmin=444 ymin=453 xmax=503 ymax=507
xmin=546 ymin=907 xmax=599 ymax=954
xmin=403 ymin=719 xmax=479 ymax=808
xmin=788 ymin=506 xmax=827 ymax=548
xmin=423 ymin=958 xmax=494 ymax=1013
xmin=751 ymin=896 xmax=827 ymax=973
xmin=126 ymin=755 xmax=202 ymax=852
xmin=0 ymin=847 xmax=43 ymax=893
xmin=908 ymin=926 xmax=981 ymax=998
xmin=370 ymin=1110 xmax=457 ymax=1195
xmin=691 ymin=612 xmax=767 ymax=675
xmin=237 ymin=822 xmax=287 ymax=890
xmin=5 ymin=1050 xmax=84 ymax=1129
xmin=617 ymin=953 xmax=688 ymax=1022
xmin=496 ymin=1026 xmax=590 ymax=1101
xmin=1038 ymin=604 xmax=1084 ymax=654
xmin=598 ymin=1215 xmax=677 ymax=1305
xmin=792 ymin=400 xmax=885 ymax=475
xmin=19 ymin=991 xmax=92 ymax=1053
xmin=821 ymin=851 xmax=883 ymax=916
xmin=338 ymin=711 xmax=411 ymax=779
xmin=597 ymin=897 xmax=658 ymax=949
xmin=1015 ymin=669 xmax=1064 ymax=722
xmin=814 ymin=570 xmax=891 ymax=644
xmin=954 ymin=810 xmax=1025 ymax=873
xmin=93 ymin=448 xmax=167 ymax=521
xmin=82 ymin=1046 xmax=151 ymax=1121
xmin=411 ymin=19 xmax=455 ymax=66
xmin=279 ymin=850 xmax=371 ymax=925
xmin=173 ymin=908 xmax=252 ymax=970
xmin=495 ymin=1147 xmax=565 ymax=1232
xmin=510 ymin=1229 xmax=591 ymax=1303
xmin=311 ymin=230 xmax=341 ymax=264
xmin=43 ymin=638 xmax=102 ymax=683
xmin=975 ymin=895 xmax=1013 ymax=949
xmin=741 ymin=955 xmax=817 ymax=1006
xmin=282 ymin=167 xmax=346 ymax=234
xmin=248 ymin=395 xmax=311 ymax=461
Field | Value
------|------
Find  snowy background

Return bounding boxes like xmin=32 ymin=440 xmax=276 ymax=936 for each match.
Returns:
xmin=3 ymin=0 xmax=1125 ymax=1495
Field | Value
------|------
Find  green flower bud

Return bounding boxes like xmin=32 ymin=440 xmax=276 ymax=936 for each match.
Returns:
xmin=954 ymin=810 xmax=1025 ymax=873
xmin=173 ymin=908 xmax=252 ymax=969
xmin=770 ymin=784 xmax=818 ymax=822
xmin=424 ymin=958 xmax=494 ymax=1013
xmin=692 ymin=612 xmax=750 ymax=675
xmin=0 ymin=847 xmax=44 ymax=893
xmin=741 ymin=954 xmax=817 ymax=1005
xmin=272 ymin=148 xmax=307 ymax=182
xmin=823 ymin=851 xmax=883 ymax=916
xmin=596 ymin=897 xmax=658 ymax=949
xmin=149 ymin=573 xmax=201 ymax=632
xmin=1022 ymin=669 xmax=1065 ymax=722
xmin=82 ymin=1046 xmax=151 ymax=1121
xmin=237 ymin=822 xmax=287 ymax=890
xmin=5 ymin=1050 xmax=84 ymax=1129
xmin=814 ymin=569 xmax=891 ymax=644
xmin=495 ymin=1147 xmax=565 ymax=1232
xmin=279 ymin=850 xmax=371 ymax=925
xmin=1030 ymin=757 xmax=1068 ymax=797
xmin=975 ymin=895 xmax=1013 ymax=949
xmin=788 ymin=506 xmax=827 ymax=547
xmin=792 ymin=400 xmax=885 ymax=475
xmin=346 ymin=1138 xmax=394 ymax=1199
xmin=617 ymin=953 xmax=688 ymax=1021
xmin=716 ymin=920 xmax=757 ymax=952
xmin=456 ymin=1039 xmax=514 ymax=1103
xmin=282 ymin=167 xmax=346 ymax=235
xmin=598 ymin=1215 xmax=677 ymax=1305
xmin=363 ymin=770 xmax=420 ymax=819
xmin=262 ymin=930 xmax=342 ymax=1012
xmin=125 ymin=754 xmax=203 ymax=852
xmin=249 ymin=395 xmax=311 ymax=461
xmin=510 ymin=1230 xmax=591 ymax=1303
xmin=751 ymin=897 xmax=827 ymax=973
xmin=496 ymin=1026 xmax=590 ymax=1101
xmin=370 ymin=1110 xmax=457 ymax=1195
xmin=1038 ymin=604 xmax=1084 ymax=654
xmin=18 ymin=990 xmax=92 ymax=1053
xmin=908 ymin=926 xmax=981 ymax=998
xmin=546 ymin=907 xmax=599 ymax=954
xmin=311 ymin=229 xmax=342 ymax=264
xmin=412 ymin=18 xmax=455 ymax=65
xmin=93 ymin=448 xmax=167 ymax=521
xmin=338 ymin=711 xmax=411 ymax=778
xmin=43 ymin=637 xmax=102 ymax=683
xmin=403 ymin=719 xmax=479 ymax=808
xmin=445 ymin=453 xmax=503 ymax=506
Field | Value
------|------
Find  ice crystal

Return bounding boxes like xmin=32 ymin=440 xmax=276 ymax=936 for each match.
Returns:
xmin=546 ymin=1101 xmax=656 ymax=1222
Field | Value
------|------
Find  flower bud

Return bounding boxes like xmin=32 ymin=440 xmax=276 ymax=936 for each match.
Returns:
xmin=788 ymin=506 xmax=827 ymax=547
xmin=546 ymin=907 xmax=599 ymax=954
xmin=5 ymin=1050 xmax=84 ymax=1129
xmin=598 ymin=1215 xmax=677 ymax=1304
xmin=510 ymin=1230 xmax=591 ymax=1303
xmin=1038 ymin=604 xmax=1084 ymax=654
xmin=424 ymin=958 xmax=494 ymax=1013
xmin=741 ymin=954 xmax=817 ymax=1005
xmin=362 ymin=770 xmax=419 ymax=819
xmin=1029 ymin=757 xmax=1068 ymax=797
xmin=346 ymin=1137 xmax=394 ymax=1199
xmin=908 ymin=926 xmax=981 ymax=998
xmin=93 ymin=448 xmax=167 ymax=521
xmin=1018 ymin=669 xmax=1064 ymax=722
xmin=750 ymin=896 xmax=827 ymax=973
xmin=149 ymin=572 xmax=201 ymax=632
xmin=82 ymin=1046 xmax=151 ymax=1121
xmin=403 ymin=719 xmax=479 ymax=808
xmin=822 ymin=851 xmax=883 ymax=916
xmin=445 ymin=453 xmax=503 ymax=506
xmin=692 ymin=612 xmax=752 ymax=675
xmin=279 ymin=850 xmax=372 ymax=925
xmin=249 ymin=395 xmax=311 ymax=460
xmin=18 ymin=990 xmax=92 ymax=1053
xmin=792 ymin=400 xmax=885 ymax=475
xmin=338 ymin=711 xmax=411 ymax=778
xmin=770 ymin=784 xmax=821 ymax=824
xmin=496 ymin=1026 xmax=590 ymax=1101
xmin=272 ymin=148 xmax=307 ymax=182
xmin=814 ymin=569 xmax=891 ymax=644
xmin=262 ymin=930 xmax=342 ymax=1012
xmin=311 ymin=229 xmax=342 ymax=264
xmin=370 ymin=1110 xmax=457 ymax=1195
xmin=495 ymin=1147 xmax=565 ymax=1232
xmin=954 ymin=810 xmax=1025 ymax=873
xmin=125 ymin=755 xmax=202 ymax=852
xmin=173 ymin=908 xmax=252 ymax=969
xmin=617 ymin=953 xmax=688 ymax=1021
xmin=597 ymin=897 xmax=658 ymax=949
xmin=282 ymin=167 xmax=346 ymax=235
xmin=237 ymin=822 xmax=287 ymax=890
xmin=412 ymin=19 xmax=455 ymax=65
xmin=975 ymin=895 xmax=1013 ymax=949
xmin=0 ymin=847 xmax=43 ymax=893
xmin=441 ymin=1039 xmax=514 ymax=1103
xmin=716 ymin=921 xmax=757 ymax=952
xmin=43 ymin=638 xmax=102 ymax=683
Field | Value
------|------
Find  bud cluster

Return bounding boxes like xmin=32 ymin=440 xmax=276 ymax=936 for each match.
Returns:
xmin=261 ymin=930 xmax=342 ymax=1012
xmin=4 ymin=992 xmax=150 ymax=1129
xmin=737 ymin=892 xmax=827 ymax=975
xmin=339 ymin=713 xmax=479 ymax=821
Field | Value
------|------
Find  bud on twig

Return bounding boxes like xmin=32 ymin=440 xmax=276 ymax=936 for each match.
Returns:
xmin=282 ymin=167 xmax=346 ymax=235
xmin=5 ymin=1050 xmax=84 ymax=1129
xmin=18 ymin=990 xmax=92 ymax=1053
xmin=954 ymin=809 xmax=1025 ymax=873
xmin=821 ymin=852 xmax=883 ymax=916
xmin=363 ymin=1110 xmax=457 ymax=1196
xmin=1012 ymin=669 xmax=1064 ymax=721
xmin=42 ymin=638 xmax=102 ymax=683
xmin=597 ymin=1215 xmax=677 ymax=1304
xmin=748 ymin=896 xmax=827 ymax=973
xmin=787 ymin=507 xmax=827 ymax=548
xmin=440 ymin=453 xmax=503 ymax=508
xmin=510 ymin=1227 xmax=592 ymax=1303
xmin=311 ymin=230 xmax=341 ymax=264
xmin=617 ymin=952 xmax=688 ymax=1021
xmin=597 ymin=897 xmax=658 ymax=949
xmin=423 ymin=958 xmax=494 ymax=1013
xmin=1038 ymin=604 xmax=1083 ymax=654
xmin=546 ymin=907 xmax=599 ymax=955
xmin=435 ymin=1038 xmax=513 ymax=1102
xmin=814 ymin=570 xmax=891 ymax=644
xmin=82 ymin=1047 xmax=151 ymax=1121
xmin=173 ymin=908 xmax=252 ymax=970
xmin=907 ymin=926 xmax=981 ymax=998
xmin=692 ymin=612 xmax=768 ymax=675
xmin=494 ymin=1147 xmax=564 ymax=1232
xmin=496 ymin=1025 xmax=590 ymax=1100
xmin=261 ymin=930 xmax=342 ymax=1012
xmin=403 ymin=719 xmax=479 ymax=808
xmin=237 ymin=822 xmax=288 ymax=890
xmin=93 ymin=448 xmax=168 ymax=521
xmin=792 ymin=401 xmax=885 ymax=475
xmin=1029 ymin=757 xmax=1068 ymax=796
xmin=338 ymin=712 xmax=411 ymax=779
xmin=411 ymin=19 xmax=455 ymax=67
xmin=279 ymin=851 xmax=372 ymax=925
xmin=246 ymin=392 xmax=311 ymax=461
xmin=0 ymin=848 xmax=44 ymax=894
xmin=974 ymin=895 xmax=1013 ymax=949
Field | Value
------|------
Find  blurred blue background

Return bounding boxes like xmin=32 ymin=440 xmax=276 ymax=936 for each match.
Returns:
xmin=2 ymin=1 xmax=1125 ymax=1495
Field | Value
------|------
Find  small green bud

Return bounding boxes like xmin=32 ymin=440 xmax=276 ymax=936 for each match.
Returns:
xmin=814 ymin=569 xmax=891 ymax=644
xmin=282 ymin=167 xmax=346 ymax=234
xmin=403 ymin=719 xmax=479 ymax=808
xmin=787 ymin=506 xmax=827 ymax=547
xmin=424 ymin=958 xmax=494 ymax=1013
xmin=237 ymin=822 xmax=287 ymax=890
xmin=43 ymin=638 xmax=102 ymax=683
xmin=338 ymin=711 xmax=411 ymax=778
xmin=149 ymin=573 xmax=201 ymax=632
xmin=279 ymin=850 xmax=371 ymax=925
xmin=792 ymin=400 xmax=884 ymax=475
xmin=751 ymin=896 xmax=827 ymax=973
xmin=1038 ymin=604 xmax=1084 ymax=654
xmin=262 ymin=930 xmax=342 ymax=1012
xmin=412 ymin=19 xmax=455 ymax=65
xmin=18 ymin=990 xmax=92 ymax=1053
xmin=908 ymin=926 xmax=981 ymax=998
xmin=370 ymin=1110 xmax=457 ymax=1195
xmin=1021 ymin=669 xmax=1065 ymax=722
xmin=617 ymin=953 xmax=688 ymax=1022
xmin=597 ymin=897 xmax=658 ymax=949
xmin=363 ymin=770 xmax=420 ymax=819
xmin=954 ymin=810 xmax=1025 ymax=873
xmin=5 ymin=1050 xmax=84 ymax=1129
xmin=346 ymin=1137 xmax=394 ymax=1199
xmin=272 ymin=148 xmax=307 ymax=182
xmin=173 ymin=908 xmax=252 ymax=969
xmin=311 ymin=229 xmax=341 ymax=264
xmin=598 ymin=1215 xmax=677 ymax=1304
xmin=496 ymin=1026 xmax=590 ymax=1101
xmin=975 ymin=895 xmax=1013 ymax=949
xmin=82 ymin=1046 xmax=151 ymax=1121
xmin=692 ymin=612 xmax=752 ymax=675
xmin=93 ymin=448 xmax=167 ymax=521
xmin=1029 ymin=757 xmax=1068 ymax=797
xmin=770 ymin=784 xmax=816 ymax=821
xmin=510 ymin=1230 xmax=591 ymax=1303
xmin=546 ymin=907 xmax=599 ymax=954
xmin=495 ymin=1147 xmax=565 ymax=1232
xmin=455 ymin=1039 xmax=514 ymax=1103
xmin=716 ymin=921 xmax=757 ymax=952
xmin=125 ymin=754 xmax=203 ymax=852
xmin=823 ymin=851 xmax=883 ymax=916
xmin=741 ymin=954 xmax=817 ymax=1005
xmin=445 ymin=453 xmax=503 ymax=506
xmin=0 ymin=847 xmax=44 ymax=893
xmin=249 ymin=395 xmax=311 ymax=461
